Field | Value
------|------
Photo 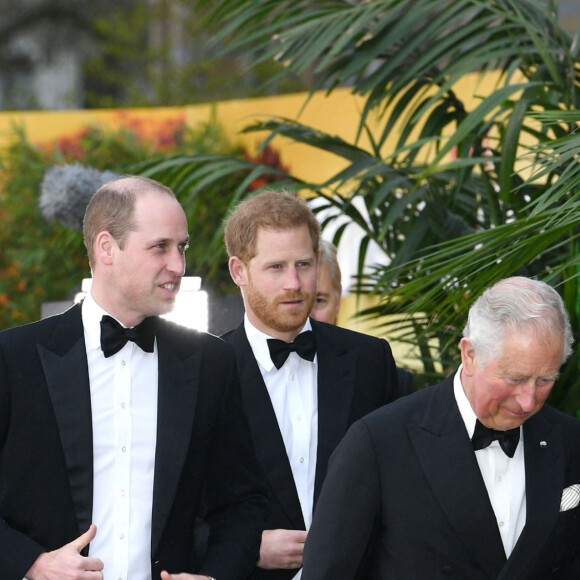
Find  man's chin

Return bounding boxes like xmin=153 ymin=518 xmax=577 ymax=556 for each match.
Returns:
xmin=274 ymin=315 xmax=310 ymax=334
xmin=152 ymin=298 xmax=177 ymax=317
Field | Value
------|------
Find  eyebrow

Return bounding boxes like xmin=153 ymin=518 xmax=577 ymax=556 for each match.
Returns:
xmin=149 ymin=236 xmax=190 ymax=246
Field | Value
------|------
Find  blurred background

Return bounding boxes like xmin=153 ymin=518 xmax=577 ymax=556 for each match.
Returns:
xmin=2 ymin=0 xmax=580 ymax=412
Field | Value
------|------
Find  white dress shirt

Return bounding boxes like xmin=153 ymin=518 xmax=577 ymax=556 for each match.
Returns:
xmin=82 ymin=293 xmax=158 ymax=580
xmin=454 ymin=367 xmax=526 ymax=557
xmin=245 ymin=316 xmax=318 ymax=580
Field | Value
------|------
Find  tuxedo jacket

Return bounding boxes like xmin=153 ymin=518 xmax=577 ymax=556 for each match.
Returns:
xmin=301 ymin=374 xmax=580 ymax=580
xmin=223 ymin=318 xmax=402 ymax=580
xmin=0 ymin=304 xmax=268 ymax=580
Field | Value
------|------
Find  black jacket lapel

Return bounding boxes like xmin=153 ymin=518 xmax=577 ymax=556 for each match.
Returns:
xmin=226 ymin=325 xmax=305 ymax=529
xmin=151 ymin=319 xmax=201 ymax=555
xmin=38 ymin=304 xmax=93 ymax=540
xmin=312 ymin=321 xmax=356 ymax=506
xmin=410 ymin=378 xmax=507 ymax=579
xmin=498 ymin=410 xmax=564 ymax=579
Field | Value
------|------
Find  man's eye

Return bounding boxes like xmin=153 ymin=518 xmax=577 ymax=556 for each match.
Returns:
xmin=313 ymin=297 xmax=327 ymax=309
xmin=536 ymin=378 xmax=554 ymax=387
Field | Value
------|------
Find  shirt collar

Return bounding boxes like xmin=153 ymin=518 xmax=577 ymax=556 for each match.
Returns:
xmin=453 ymin=364 xmax=479 ymax=438
xmin=244 ymin=313 xmax=313 ymax=372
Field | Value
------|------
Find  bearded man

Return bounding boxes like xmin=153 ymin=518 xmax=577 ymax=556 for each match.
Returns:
xmin=221 ymin=191 xmax=403 ymax=580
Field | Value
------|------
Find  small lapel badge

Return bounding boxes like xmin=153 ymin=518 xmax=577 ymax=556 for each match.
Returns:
xmin=540 ymin=440 xmax=547 ymax=448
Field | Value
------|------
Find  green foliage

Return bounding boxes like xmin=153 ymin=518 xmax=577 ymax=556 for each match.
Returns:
xmin=0 ymin=130 xmax=88 ymax=328
xmin=83 ymin=0 xmax=310 ymax=108
xmin=0 ymin=117 xmax=243 ymax=329
xmin=146 ymin=0 xmax=580 ymax=413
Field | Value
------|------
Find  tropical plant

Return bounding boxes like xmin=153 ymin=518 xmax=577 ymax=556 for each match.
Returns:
xmin=139 ymin=0 xmax=580 ymax=412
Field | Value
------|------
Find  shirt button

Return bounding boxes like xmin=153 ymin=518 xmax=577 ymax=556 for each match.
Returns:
xmin=119 ymin=532 xmax=125 ymax=539
xmin=120 ymin=489 xmax=126 ymax=496
xmin=497 ymin=475 xmax=502 ymax=482
xmin=121 ymin=360 xmax=126 ymax=366
xmin=299 ymin=457 xmax=305 ymax=463
xmin=121 ymin=402 xmax=126 ymax=409
xmin=121 ymin=446 xmax=126 ymax=452
xmin=499 ymin=521 xmax=504 ymax=527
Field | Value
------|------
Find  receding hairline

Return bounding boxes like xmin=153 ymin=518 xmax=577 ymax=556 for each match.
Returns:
xmin=100 ymin=175 xmax=176 ymax=198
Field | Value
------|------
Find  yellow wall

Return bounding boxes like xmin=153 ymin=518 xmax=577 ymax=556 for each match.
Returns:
xmin=0 ymin=70 xmax=509 ymax=182
xmin=0 ymin=88 xmax=367 ymax=184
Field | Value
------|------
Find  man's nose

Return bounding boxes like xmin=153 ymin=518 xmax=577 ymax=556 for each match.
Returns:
xmin=167 ymin=248 xmax=186 ymax=276
xmin=515 ymin=382 xmax=537 ymax=412
xmin=283 ymin=267 xmax=301 ymax=291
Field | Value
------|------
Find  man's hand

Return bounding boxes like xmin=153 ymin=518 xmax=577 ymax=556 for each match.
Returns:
xmin=257 ymin=528 xmax=308 ymax=570
xmin=160 ymin=573 xmax=214 ymax=580
xmin=25 ymin=524 xmax=103 ymax=580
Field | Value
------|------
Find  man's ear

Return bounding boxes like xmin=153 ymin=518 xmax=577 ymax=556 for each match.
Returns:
xmin=460 ymin=337 xmax=477 ymax=376
xmin=94 ymin=231 xmax=116 ymax=266
xmin=229 ymin=256 xmax=248 ymax=287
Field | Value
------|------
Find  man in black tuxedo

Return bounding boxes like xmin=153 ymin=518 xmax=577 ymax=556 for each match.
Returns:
xmin=310 ymin=238 xmax=414 ymax=395
xmin=302 ymin=276 xmax=580 ymax=579
xmin=0 ymin=176 xmax=267 ymax=580
xmin=222 ymin=191 xmax=403 ymax=580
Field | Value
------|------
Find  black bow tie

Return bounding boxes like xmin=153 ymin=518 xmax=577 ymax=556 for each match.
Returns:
xmin=267 ymin=331 xmax=316 ymax=370
xmin=100 ymin=315 xmax=155 ymax=358
xmin=471 ymin=419 xmax=520 ymax=458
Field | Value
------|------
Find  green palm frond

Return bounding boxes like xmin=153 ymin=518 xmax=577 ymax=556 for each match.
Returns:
xmin=143 ymin=0 xmax=580 ymax=409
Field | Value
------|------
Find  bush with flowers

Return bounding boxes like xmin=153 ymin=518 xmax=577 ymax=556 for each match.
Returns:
xmin=0 ymin=115 xmax=252 ymax=330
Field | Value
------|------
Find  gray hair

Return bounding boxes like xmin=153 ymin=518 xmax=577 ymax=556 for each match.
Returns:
xmin=463 ymin=276 xmax=573 ymax=365
xmin=318 ymin=239 xmax=341 ymax=296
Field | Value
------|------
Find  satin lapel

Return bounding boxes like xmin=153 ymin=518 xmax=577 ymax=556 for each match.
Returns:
xmin=497 ymin=411 xmax=563 ymax=580
xmin=227 ymin=325 xmax=305 ymax=529
xmin=313 ymin=323 xmax=356 ymax=505
xmin=38 ymin=304 xmax=93 ymax=537
xmin=151 ymin=321 xmax=201 ymax=555
xmin=409 ymin=378 xmax=507 ymax=579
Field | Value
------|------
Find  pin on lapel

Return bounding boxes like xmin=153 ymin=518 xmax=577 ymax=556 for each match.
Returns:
xmin=540 ymin=440 xmax=547 ymax=448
